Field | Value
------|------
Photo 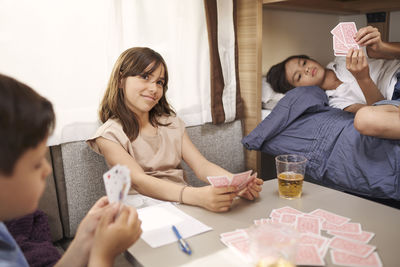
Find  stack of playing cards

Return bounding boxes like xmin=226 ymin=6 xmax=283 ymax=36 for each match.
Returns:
xmin=207 ymin=170 xmax=255 ymax=191
xmin=220 ymin=206 xmax=382 ymax=267
xmin=103 ymin=164 xmax=131 ymax=204
xmin=331 ymin=22 xmax=360 ymax=56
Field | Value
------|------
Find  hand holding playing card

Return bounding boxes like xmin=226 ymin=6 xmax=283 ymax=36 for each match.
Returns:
xmin=345 ymin=49 xmax=370 ymax=81
xmin=103 ymin=164 xmax=131 ymax=204
xmin=354 ymin=26 xmax=383 ymax=52
xmin=199 ymin=185 xmax=237 ymax=212
xmin=331 ymin=22 xmax=360 ymax=56
xmin=207 ymin=170 xmax=253 ymax=190
xmin=237 ymin=173 xmax=264 ymax=201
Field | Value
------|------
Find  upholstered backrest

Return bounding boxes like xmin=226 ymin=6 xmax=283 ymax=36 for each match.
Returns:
xmin=45 ymin=120 xmax=245 ymax=239
xmin=38 ymin=150 xmax=64 ymax=243
xmin=183 ymin=120 xmax=246 ymax=186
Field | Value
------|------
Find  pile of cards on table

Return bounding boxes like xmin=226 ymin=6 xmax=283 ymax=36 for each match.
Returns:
xmin=331 ymin=22 xmax=360 ymax=56
xmin=207 ymin=170 xmax=254 ymax=190
xmin=220 ymin=206 xmax=382 ymax=267
xmin=103 ymin=164 xmax=131 ymax=203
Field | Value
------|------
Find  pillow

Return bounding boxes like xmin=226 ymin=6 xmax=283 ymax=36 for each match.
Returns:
xmin=262 ymin=77 xmax=284 ymax=110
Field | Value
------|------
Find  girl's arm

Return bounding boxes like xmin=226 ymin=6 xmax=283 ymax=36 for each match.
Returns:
xmin=346 ymin=49 xmax=384 ymax=110
xmin=181 ymin=131 xmax=263 ymax=200
xmin=95 ymin=137 xmax=237 ymax=212
xmin=355 ymin=26 xmax=400 ymax=59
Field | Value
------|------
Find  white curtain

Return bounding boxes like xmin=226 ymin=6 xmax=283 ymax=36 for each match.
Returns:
xmin=216 ymin=0 xmax=237 ymax=122
xmin=108 ymin=0 xmax=212 ymax=127
xmin=0 ymin=0 xmax=236 ymax=145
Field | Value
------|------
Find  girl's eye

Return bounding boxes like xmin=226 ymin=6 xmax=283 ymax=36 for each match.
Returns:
xmin=157 ymin=80 xmax=164 ymax=86
xmin=141 ymin=74 xmax=149 ymax=80
xmin=303 ymin=60 xmax=306 ymax=66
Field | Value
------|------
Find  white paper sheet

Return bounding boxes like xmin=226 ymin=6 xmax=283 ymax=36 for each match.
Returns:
xmin=137 ymin=202 xmax=212 ymax=248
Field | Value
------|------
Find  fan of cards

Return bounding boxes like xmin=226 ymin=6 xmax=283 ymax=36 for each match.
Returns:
xmin=331 ymin=22 xmax=360 ymax=56
xmin=220 ymin=206 xmax=381 ymax=267
xmin=103 ymin=164 xmax=131 ymax=203
xmin=207 ymin=170 xmax=255 ymax=191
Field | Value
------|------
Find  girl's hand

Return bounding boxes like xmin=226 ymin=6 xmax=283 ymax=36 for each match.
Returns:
xmin=354 ymin=26 xmax=383 ymax=53
xmin=197 ymin=186 xmax=237 ymax=212
xmin=346 ymin=49 xmax=370 ymax=81
xmin=89 ymin=205 xmax=142 ymax=266
xmin=238 ymin=175 xmax=263 ymax=200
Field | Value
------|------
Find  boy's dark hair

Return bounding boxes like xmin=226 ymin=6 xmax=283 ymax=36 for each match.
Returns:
xmin=266 ymin=55 xmax=310 ymax=94
xmin=0 ymin=74 xmax=55 ymax=175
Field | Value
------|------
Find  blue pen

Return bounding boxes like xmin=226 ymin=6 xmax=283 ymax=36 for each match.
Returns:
xmin=172 ymin=225 xmax=192 ymax=255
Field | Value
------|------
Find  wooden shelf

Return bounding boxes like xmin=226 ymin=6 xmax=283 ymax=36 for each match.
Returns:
xmin=263 ymin=0 xmax=400 ymax=14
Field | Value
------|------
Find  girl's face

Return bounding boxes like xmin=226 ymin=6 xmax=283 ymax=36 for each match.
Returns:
xmin=122 ymin=63 xmax=165 ymax=117
xmin=285 ymin=57 xmax=326 ymax=88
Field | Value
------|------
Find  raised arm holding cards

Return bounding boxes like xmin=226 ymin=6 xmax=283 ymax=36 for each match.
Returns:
xmin=266 ymin=24 xmax=400 ymax=139
xmin=87 ymin=47 xmax=263 ymax=213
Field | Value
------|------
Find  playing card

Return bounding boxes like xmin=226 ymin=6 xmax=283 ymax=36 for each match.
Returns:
xmin=333 ymin=36 xmax=349 ymax=52
xmin=269 ymin=209 xmax=281 ymax=218
xmin=207 ymin=176 xmax=230 ymax=187
xmin=331 ymin=23 xmax=345 ymax=43
xmin=230 ymin=170 xmax=252 ymax=187
xmin=227 ymin=238 xmax=252 ymax=262
xmin=340 ymin=22 xmax=358 ymax=46
xmin=208 ymin=170 xmax=254 ymax=189
xmin=103 ymin=164 xmax=131 ymax=203
xmin=330 ymin=250 xmax=382 ymax=267
xmin=329 ymin=236 xmax=376 ymax=258
xmin=295 ymin=245 xmax=325 ymax=266
xmin=309 ymin=208 xmax=350 ymax=226
xmin=279 ymin=213 xmax=297 ymax=225
xmin=274 ymin=206 xmax=304 ymax=215
xmin=331 ymin=22 xmax=360 ymax=56
xmin=220 ymin=229 xmax=248 ymax=239
xmin=328 ymin=230 xmax=375 ymax=244
xmin=298 ymin=233 xmax=329 ymax=252
xmin=239 ymin=171 xmax=257 ymax=191
xmin=322 ymin=222 xmax=362 ymax=234
xmin=296 ymin=215 xmax=321 ymax=235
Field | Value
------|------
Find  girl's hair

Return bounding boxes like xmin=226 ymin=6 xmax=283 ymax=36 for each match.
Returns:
xmin=266 ymin=55 xmax=310 ymax=94
xmin=0 ymin=74 xmax=55 ymax=176
xmin=99 ymin=47 xmax=175 ymax=141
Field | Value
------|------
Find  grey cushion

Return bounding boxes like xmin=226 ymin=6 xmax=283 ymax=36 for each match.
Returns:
xmin=38 ymin=149 xmax=64 ymax=242
xmin=49 ymin=119 xmax=245 ymax=239
xmin=183 ymin=120 xmax=246 ymax=186
xmin=59 ymin=142 xmax=108 ymax=237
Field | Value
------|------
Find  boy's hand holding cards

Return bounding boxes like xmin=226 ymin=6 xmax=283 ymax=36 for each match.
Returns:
xmin=331 ymin=22 xmax=360 ymax=56
xmin=207 ymin=170 xmax=254 ymax=191
xmin=103 ymin=164 xmax=131 ymax=203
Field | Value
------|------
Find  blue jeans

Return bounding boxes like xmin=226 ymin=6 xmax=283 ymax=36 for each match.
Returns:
xmin=373 ymin=99 xmax=400 ymax=107
xmin=391 ymin=72 xmax=400 ymax=100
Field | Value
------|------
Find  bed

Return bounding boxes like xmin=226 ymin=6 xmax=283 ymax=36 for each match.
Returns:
xmin=243 ymin=86 xmax=400 ymax=201
xmin=236 ymin=0 xmax=400 ymax=175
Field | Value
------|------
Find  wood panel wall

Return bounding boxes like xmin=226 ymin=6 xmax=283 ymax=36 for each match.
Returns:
xmin=236 ymin=0 xmax=262 ymax=173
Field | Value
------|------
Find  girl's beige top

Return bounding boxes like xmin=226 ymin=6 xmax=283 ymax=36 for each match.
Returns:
xmin=87 ymin=116 xmax=187 ymax=188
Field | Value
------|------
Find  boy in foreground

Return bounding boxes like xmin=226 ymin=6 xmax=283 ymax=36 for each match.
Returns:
xmin=0 ymin=74 xmax=142 ymax=267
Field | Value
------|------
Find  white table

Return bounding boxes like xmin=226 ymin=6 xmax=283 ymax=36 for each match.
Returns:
xmin=126 ymin=179 xmax=400 ymax=266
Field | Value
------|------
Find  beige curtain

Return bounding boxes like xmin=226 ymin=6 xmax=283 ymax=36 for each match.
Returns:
xmin=204 ymin=0 xmax=243 ymax=124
